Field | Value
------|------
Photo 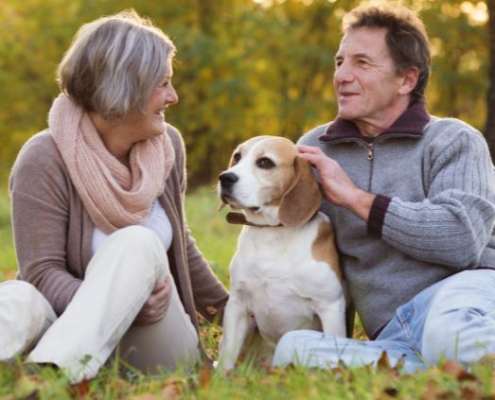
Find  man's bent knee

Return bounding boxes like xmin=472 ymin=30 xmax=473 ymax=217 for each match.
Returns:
xmin=422 ymin=306 xmax=495 ymax=365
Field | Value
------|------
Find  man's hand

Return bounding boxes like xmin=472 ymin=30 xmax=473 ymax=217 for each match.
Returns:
xmin=135 ymin=276 xmax=172 ymax=325
xmin=298 ymin=145 xmax=376 ymax=221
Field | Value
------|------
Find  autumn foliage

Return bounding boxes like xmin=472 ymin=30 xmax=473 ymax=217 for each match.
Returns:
xmin=0 ymin=0 xmax=491 ymax=187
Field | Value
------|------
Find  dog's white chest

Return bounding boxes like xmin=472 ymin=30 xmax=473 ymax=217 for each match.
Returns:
xmin=229 ymin=218 xmax=344 ymax=343
xmin=236 ymin=266 xmax=323 ymax=342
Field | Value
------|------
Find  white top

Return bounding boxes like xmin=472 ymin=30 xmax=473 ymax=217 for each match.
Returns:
xmin=91 ymin=200 xmax=173 ymax=256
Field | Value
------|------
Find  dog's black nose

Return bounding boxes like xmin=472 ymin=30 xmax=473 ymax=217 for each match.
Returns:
xmin=219 ymin=172 xmax=238 ymax=188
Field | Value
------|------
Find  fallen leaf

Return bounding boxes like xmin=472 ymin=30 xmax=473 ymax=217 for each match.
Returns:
xmin=70 ymin=379 xmax=90 ymax=399
xmin=382 ymin=387 xmax=398 ymax=398
xmin=130 ymin=395 xmax=156 ymax=400
xmin=260 ymin=377 xmax=273 ymax=386
xmin=377 ymin=351 xmax=392 ymax=371
xmin=160 ymin=385 xmax=180 ymax=400
xmin=260 ymin=362 xmax=277 ymax=374
xmin=18 ymin=392 xmax=39 ymax=400
xmin=421 ymin=382 xmax=437 ymax=400
xmin=438 ymin=391 xmax=459 ymax=400
xmin=198 ymin=363 xmax=212 ymax=390
xmin=460 ymin=387 xmax=480 ymax=400
xmin=160 ymin=377 xmax=186 ymax=400
xmin=441 ymin=360 xmax=477 ymax=382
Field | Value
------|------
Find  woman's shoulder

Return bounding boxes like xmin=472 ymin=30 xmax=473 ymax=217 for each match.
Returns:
xmin=16 ymin=130 xmax=61 ymax=160
xmin=10 ymin=130 xmax=68 ymax=188
xmin=165 ymin=123 xmax=185 ymax=150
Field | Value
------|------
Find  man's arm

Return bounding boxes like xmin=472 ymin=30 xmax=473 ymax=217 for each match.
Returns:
xmin=299 ymin=122 xmax=495 ymax=269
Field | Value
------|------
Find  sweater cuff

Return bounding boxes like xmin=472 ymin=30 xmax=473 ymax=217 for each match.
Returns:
xmin=367 ymin=194 xmax=392 ymax=236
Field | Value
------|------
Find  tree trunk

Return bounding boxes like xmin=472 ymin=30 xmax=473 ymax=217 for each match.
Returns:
xmin=486 ymin=0 xmax=495 ymax=160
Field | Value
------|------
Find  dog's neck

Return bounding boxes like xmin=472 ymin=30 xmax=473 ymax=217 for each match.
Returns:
xmin=226 ymin=212 xmax=283 ymax=228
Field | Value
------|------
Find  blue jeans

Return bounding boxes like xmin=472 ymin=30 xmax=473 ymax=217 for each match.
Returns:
xmin=272 ymin=269 xmax=495 ymax=373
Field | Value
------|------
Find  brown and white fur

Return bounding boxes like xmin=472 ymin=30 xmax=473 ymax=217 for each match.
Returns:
xmin=217 ymin=136 xmax=346 ymax=371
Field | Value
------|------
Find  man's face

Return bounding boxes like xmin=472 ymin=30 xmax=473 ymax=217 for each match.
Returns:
xmin=333 ymin=27 xmax=406 ymax=133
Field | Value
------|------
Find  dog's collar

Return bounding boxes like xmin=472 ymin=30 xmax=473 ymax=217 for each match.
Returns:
xmin=226 ymin=212 xmax=283 ymax=228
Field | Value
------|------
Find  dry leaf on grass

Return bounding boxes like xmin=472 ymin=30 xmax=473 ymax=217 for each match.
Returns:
xmin=441 ymin=360 xmax=477 ymax=382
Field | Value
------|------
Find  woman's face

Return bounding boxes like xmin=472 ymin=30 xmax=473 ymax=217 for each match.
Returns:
xmin=121 ymin=62 xmax=178 ymax=142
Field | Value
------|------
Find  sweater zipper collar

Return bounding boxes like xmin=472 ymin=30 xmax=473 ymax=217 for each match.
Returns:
xmin=319 ymin=102 xmax=431 ymax=146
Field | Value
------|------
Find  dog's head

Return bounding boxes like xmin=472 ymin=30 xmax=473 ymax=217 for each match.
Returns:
xmin=218 ymin=136 xmax=321 ymax=227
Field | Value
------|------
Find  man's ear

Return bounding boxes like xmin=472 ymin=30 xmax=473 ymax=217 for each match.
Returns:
xmin=398 ymin=66 xmax=419 ymax=95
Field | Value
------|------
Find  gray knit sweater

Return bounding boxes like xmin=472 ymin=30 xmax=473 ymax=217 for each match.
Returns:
xmin=299 ymin=103 xmax=495 ymax=338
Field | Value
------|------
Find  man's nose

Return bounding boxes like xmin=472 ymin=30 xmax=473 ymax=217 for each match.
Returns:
xmin=334 ymin=62 xmax=353 ymax=84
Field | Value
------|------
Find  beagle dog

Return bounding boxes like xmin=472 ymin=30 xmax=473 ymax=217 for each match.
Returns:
xmin=217 ymin=136 xmax=346 ymax=371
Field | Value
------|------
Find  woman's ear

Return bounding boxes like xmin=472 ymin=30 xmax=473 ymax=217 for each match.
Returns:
xmin=278 ymin=157 xmax=322 ymax=227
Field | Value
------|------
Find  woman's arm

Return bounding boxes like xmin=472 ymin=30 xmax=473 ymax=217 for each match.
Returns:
xmin=167 ymin=125 xmax=229 ymax=323
xmin=10 ymin=133 xmax=82 ymax=315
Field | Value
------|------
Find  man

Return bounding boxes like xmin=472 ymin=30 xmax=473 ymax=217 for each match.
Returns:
xmin=272 ymin=3 xmax=495 ymax=373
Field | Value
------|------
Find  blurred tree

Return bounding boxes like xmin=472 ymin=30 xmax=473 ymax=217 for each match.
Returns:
xmin=0 ymin=0 xmax=491 ymax=186
xmin=416 ymin=0 xmax=488 ymax=129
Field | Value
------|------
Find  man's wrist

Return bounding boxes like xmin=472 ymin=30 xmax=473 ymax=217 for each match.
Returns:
xmin=346 ymin=189 xmax=376 ymax=221
xmin=367 ymin=194 xmax=392 ymax=235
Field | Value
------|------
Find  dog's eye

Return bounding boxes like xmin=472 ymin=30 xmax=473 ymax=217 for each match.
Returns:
xmin=256 ymin=157 xmax=275 ymax=169
xmin=232 ymin=153 xmax=241 ymax=165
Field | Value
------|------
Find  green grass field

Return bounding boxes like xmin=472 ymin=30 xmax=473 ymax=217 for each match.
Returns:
xmin=1 ymin=186 xmax=495 ymax=399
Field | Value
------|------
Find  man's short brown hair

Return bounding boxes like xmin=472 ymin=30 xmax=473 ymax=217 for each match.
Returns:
xmin=343 ymin=3 xmax=431 ymax=104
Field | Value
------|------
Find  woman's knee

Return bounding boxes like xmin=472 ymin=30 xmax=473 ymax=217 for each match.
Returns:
xmin=94 ymin=225 xmax=169 ymax=278
xmin=111 ymin=226 xmax=163 ymax=253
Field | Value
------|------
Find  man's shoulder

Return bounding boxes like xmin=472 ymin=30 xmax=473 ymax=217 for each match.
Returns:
xmin=298 ymin=122 xmax=333 ymax=146
xmin=426 ymin=116 xmax=482 ymax=137
xmin=423 ymin=116 xmax=489 ymax=157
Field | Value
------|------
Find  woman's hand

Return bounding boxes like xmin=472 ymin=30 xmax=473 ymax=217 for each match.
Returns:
xmin=135 ymin=276 xmax=172 ymax=325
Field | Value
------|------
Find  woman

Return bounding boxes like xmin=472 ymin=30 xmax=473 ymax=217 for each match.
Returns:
xmin=1 ymin=10 xmax=228 ymax=382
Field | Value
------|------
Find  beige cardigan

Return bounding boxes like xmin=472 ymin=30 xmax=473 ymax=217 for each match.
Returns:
xmin=9 ymin=125 xmax=229 ymax=334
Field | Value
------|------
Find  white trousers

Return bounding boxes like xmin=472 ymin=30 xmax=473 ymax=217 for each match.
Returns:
xmin=0 ymin=226 xmax=199 ymax=382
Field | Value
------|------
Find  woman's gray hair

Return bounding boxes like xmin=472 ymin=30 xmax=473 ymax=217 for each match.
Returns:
xmin=57 ymin=9 xmax=176 ymax=121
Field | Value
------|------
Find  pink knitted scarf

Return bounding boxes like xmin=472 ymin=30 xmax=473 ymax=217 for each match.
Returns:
xmin=49 ymin=94 xmax=175 ymax=234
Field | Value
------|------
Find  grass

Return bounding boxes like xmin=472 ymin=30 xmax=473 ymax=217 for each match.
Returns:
xmin=0 ymin=190 xmax=16 ymax=282
xmin=183 ymin=184 xmax=241 ymax=287
xmin=1 ymin=185 xmax=495 ymax=399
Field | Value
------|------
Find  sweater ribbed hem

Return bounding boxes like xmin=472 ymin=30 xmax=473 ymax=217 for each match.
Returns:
xmin=367 ymin=194 xmax=392 ymax=236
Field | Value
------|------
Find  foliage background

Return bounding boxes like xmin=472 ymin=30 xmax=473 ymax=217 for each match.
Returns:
xmin=0 ymin=0 xmax=491 ymax=188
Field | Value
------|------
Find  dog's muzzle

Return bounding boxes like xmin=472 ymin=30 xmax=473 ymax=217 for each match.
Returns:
xmin=218 ymin=171 xmax=239 ymax=205
xmin=219 ymin=172 xmax=238 ymax=191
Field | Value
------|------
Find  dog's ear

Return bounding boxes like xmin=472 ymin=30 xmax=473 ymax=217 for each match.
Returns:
xmin=279 ymin=157 xmax=322 ymax=227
